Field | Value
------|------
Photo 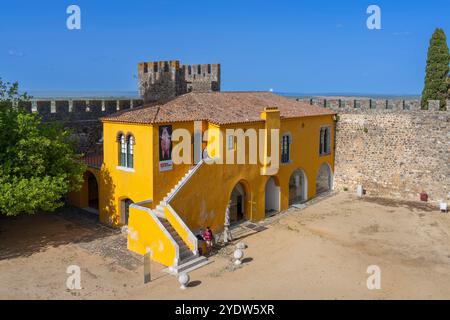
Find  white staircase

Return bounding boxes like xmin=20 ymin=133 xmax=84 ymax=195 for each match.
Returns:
xmin=154 ymin=163 xmax=210 ymax=274
xmin=162 ymin=165 xmax=197 ymax=204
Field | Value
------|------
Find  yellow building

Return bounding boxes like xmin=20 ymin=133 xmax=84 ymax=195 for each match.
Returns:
xmin=68 ymin=91 xmax=336 ymax=273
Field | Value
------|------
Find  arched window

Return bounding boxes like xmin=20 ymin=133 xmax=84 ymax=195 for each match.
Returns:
xmin=117 ymin=132 xmax=135 ymax=169
xmin=118 ymin=134 xmax=127 ymax=167
xmin=127 ymin=135 xmax=135 ymax=169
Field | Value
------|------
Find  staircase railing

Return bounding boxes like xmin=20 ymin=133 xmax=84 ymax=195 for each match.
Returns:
xmin=160 ymin=160 xmax=207 ymax=256
xmin=127 ymin=201 xmax=180 ymax=267
xmin=165 ymin=204 xmax=198 ymax=255
xmin=165 ymin=160 xmax=205 ymax=204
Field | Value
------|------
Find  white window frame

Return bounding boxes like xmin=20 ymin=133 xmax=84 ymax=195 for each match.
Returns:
xmin=117 ymin=132 xmax=135 ymax=172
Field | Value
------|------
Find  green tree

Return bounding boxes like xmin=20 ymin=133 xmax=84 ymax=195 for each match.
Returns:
xmin=421 ymin=28 xmax=450 ymax=110
xmin=0 ymin=78 xmax=86 ymax=216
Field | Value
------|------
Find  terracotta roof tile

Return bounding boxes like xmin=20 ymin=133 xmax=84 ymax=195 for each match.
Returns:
xmin=101 ymin=92 xmax=334 ymax=125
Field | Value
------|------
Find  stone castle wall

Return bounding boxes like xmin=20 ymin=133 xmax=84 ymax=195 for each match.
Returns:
xmin=298 ymin=98 xmax=450 ymax=203
xmin=23 ymin=93 xmax=449 ymax=203
xmin=22 ymin=98 xmax=143 ymax=155
xmin=24 ymin=59 xmax=221 ymax=156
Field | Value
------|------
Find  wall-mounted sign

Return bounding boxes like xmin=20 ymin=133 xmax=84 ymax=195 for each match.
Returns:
xmin=159 ymin=125 xmax=173 ymax=172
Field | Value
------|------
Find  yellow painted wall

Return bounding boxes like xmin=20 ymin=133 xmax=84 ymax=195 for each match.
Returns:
xmin=127 ymin=205 xmax=177 ymax=267
xmin=67 ymin=169 xmax=101 ymax=209
xmin=71 ymin=112 xmax=335 ymax=238
xmin=277 ymin=115 xmax=335 ymax=208
xmin=169 ymin=114 xmax=336 ymax=235
xmin=151 ymin=121 xmax=196 ymax=206
xmin=164 ymin=205 xmax=195 ymax=251
xmin=98 ymin=121 xmax=154 ymax=226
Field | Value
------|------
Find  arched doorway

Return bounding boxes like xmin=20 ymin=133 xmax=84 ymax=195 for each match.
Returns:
xmin=289 ymin=169 xmax=307 ymax=205
xmin=316 ymin=163 xmax=332 ymax=195
xmin=229 ymin=182 xmax=248 ymax=225
xmin=120 ymin=198 xmax=134 ymax=225
xmin=86 ymin=171 xmax=99 ymax=212
xmin=265 ymin=176 xmax=280 ymax=216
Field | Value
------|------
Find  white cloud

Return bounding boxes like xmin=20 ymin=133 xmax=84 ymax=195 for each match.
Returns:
xmin=8 ymin=50 xmax=24 ymax=57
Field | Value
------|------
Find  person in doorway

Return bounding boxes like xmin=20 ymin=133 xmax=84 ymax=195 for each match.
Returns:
xmin=223 ymin=201 xmax=233 ymax=243
xmin=202 ymin=227 xmax=214 ymax=254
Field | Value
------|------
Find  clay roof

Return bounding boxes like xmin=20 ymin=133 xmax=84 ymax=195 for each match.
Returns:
xmin=101 ymin=92 xmax=335 ymax=125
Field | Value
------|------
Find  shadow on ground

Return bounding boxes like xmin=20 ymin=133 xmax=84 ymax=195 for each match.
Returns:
xmin=0 ymin=205 xmax=118 ymax=261
xmin=187 ymin=280 xmax=202 ymax=288
xmin=360 ymin=196 xmax=437 ymax=212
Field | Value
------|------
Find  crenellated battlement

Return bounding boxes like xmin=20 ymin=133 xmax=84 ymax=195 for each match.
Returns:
xmin=181 ymin=63 xmax=221 ymax=93
xmin=21 ymin=98 xmax=143 ymax=122
xmin=138 ymin=59 xmax=221 ymax=103
xmin=296 ymin=97 xmax=449 ymax=113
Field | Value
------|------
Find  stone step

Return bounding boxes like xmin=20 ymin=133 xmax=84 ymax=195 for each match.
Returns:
xmin=174 ymin=256 xmax=211 ymax=275
xmin=180 ymin=250 xmax=194 ymax=261
xmin=158 ymin=220 xmax=189 ymax=247
xmin=175 ymin=240 xmax=190 ymax=250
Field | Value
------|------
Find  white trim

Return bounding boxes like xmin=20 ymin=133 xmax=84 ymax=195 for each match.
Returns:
xmin=302 ymin=170 xmax=309 ymax=201
xmin=129 ymin=203 xmax=180 ymax=267
xmin=135 ymin=199 xmax=153 ymax=206
xmin=116 ymin=166 xmax=135 ymax=173
xmin=167 ymin=204 xmax=198 ymax=255
xmin=265 ymin=176 xmax=281 ymax=213
xmin=165 ymin=159 xmax=204 ymax=204
xmin=289 ymin=169 xmax=309 ymax=205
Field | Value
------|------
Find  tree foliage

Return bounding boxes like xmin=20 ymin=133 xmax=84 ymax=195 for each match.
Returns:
xmin=0 ymin=78 xmax=86 ymax=216
xmin=421 ymin=28 xmax=450 ymax=109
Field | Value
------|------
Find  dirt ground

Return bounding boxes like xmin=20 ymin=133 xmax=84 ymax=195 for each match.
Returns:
xmin=1 ymin=193 xmax=450 ymax=300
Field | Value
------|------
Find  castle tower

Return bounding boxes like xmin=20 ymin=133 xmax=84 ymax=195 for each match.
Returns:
xmin=138 ymin=60 xmax=221 ymax=103
xmin=181 ymin=63 xmax=221 ymax=93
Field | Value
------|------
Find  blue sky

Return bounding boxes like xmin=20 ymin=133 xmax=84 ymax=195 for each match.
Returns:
xmin=0 ymin=0 xmax=449 ymax=95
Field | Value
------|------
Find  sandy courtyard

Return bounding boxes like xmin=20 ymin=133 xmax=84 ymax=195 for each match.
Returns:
xmin=1 ymin=193 xmax=450 ymax=300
